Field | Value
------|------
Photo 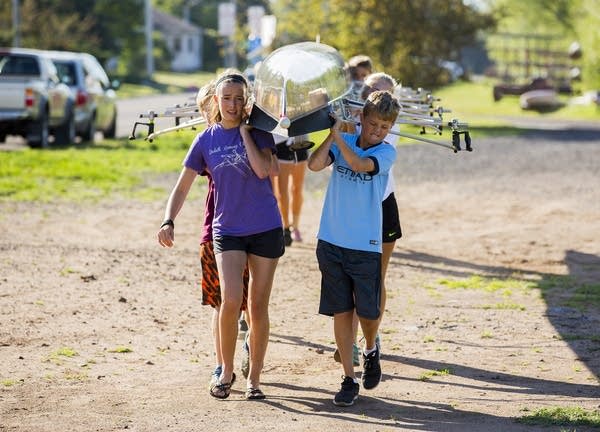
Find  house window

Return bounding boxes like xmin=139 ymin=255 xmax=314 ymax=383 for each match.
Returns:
xmin=188 ymin=36 xmax=194 ymax=52
xmin=174 ymin=37 xmax=181 ymax=53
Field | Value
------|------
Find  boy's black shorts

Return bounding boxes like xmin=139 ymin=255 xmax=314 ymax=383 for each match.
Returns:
xmin=382 ymin=192 xmax=402 ymax=243
xmin=316 ymin=240 xmax=381 ymax=320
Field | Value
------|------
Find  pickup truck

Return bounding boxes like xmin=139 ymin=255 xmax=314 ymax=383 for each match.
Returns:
xmin=0 ymin=48 xmax=75 ymax=147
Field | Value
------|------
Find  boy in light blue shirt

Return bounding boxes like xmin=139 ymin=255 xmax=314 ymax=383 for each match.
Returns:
xmin=308 ymin=90 xmax=399 ymax=407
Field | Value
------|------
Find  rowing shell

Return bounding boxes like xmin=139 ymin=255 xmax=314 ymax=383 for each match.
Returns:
xmin=248 ymin=41 xmax=349 ymax=137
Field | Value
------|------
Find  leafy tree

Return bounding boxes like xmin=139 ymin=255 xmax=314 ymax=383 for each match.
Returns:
xmin=271 ymin=0 xmax=495 ymax=88
xmin=0 ymin=0 xmax=98 ymax=51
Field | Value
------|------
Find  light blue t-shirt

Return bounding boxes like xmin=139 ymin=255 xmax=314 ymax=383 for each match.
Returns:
xmin=317 ymin=133 xmax=397 ymax=253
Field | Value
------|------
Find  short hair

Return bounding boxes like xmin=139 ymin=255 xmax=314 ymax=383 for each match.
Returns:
xmin=345 ymin=55 xmax=373 ymax=81
xmin=364 ymin=72 xmax=397 ymax=90
xmin=347 ymin=55 xmax=373 ymax=70
xmin=362 ymin=90 xmax=400 ymax=123
xmin=361 ymin=72 xmax=397 ymax=100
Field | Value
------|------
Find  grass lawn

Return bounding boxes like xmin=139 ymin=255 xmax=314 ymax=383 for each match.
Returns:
xmin=117 ymin=70 xmax=215 ymax=99
xmin=2 ymin=75 xmax=598 ymax=203
xmin=0 ymin=131 xmax=201 ymax=203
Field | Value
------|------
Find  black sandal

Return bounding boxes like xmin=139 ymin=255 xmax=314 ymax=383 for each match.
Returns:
xmin=245 ymin=387 xmax=265 ymax=400
xmin=209 ymin=373 xmax=236 ymax=399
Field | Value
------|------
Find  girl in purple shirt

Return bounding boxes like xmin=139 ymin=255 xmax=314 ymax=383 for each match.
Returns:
xmin=158 ymin=72 xmax=283 ymax=400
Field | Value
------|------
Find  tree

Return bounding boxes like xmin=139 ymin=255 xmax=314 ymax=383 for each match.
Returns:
xmin=271 ymin=0 xmax=495 ymax=88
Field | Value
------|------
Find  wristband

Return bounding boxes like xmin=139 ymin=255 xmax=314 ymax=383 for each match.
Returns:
xmin=160 ymin=219 xmax=174 ymax=229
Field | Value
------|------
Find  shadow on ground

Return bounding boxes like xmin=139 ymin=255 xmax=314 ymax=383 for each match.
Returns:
xmin=390 ymin=247 xmax=600 ymax=383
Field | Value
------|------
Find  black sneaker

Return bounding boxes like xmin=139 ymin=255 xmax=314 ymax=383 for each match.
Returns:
xmin=333 ymin=376 xmax=359 ymax=406
xmin=361 ymin=348 xmax=382 ymax=390
xmin=283 ymin=228 xmax=293 ymax=247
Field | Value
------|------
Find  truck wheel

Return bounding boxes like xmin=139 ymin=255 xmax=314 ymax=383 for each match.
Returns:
xmin=103 ymin=107 xmax=117 ymax=139
xmin=54 ymin=111 xmax=76 ymax=146
xmin=27 ymin=111 xmax=50 ymax=148
xmin=81 ymin=115 xmax=96 ymax=143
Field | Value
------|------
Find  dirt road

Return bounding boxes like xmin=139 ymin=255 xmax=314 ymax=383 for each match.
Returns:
xmin=1 ymin=126 xmax=599 ymax=431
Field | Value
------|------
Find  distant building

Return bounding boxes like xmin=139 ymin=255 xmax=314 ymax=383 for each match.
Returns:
xmin=153 ymin=9 xmax=203 ymax=71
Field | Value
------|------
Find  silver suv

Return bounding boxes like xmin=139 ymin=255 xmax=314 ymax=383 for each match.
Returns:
xmin=48 ymin=51 xmax=119 ymax=142
xmin=0 ymin=47 xmax=75 ymax=147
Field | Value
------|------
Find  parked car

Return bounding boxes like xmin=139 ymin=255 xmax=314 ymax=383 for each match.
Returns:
xmin=0 ymin=47 xmax=75 ymax=147
xmin=47 ymin=50 xmax=119 ymax=141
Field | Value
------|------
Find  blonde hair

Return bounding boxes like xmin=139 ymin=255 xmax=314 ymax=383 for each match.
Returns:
xmin=362 ymin=90 xmax=400 ymax=123
xmin=196 ymin=80 xmax=216 ymax=124
xmin=364 ymin=72 xmax=397 ymax=91
xmin=361 ymin=72 xmax=397 ymax=100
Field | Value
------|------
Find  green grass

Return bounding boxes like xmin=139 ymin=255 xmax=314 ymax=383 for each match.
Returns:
xmin=430 ymin=79 xmax=600 ymax=139
xmin=437 ymin=275 xmax=535 ymax=294
xmin=108 ymin=346 xmax=133 ymax=353
xmin=419 ymin=368 xmax=451 ymax=381
xmin=117 ymin=70 xmax=215 ymax=99
xmin=536 ymin=275 xmax=600 ymax=311
xmin=517 ymin=406 xmax=600 ymax=427
xmin=436 ymin=274 xmax=600 ymax=312
xmin=435 ymin=79 xmax=600 ymax=122
xmin=0 ymin=131 xmax=205 ymax=202
xmin=51 ymin=347 xmax=78 ymax=358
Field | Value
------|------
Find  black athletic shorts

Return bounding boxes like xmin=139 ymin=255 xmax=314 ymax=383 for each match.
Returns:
xmin=382 ymin=192 xmax=402 ymax=243
xmin=316 ymin=240 xmax=381 ymax=320
xmin=275 ymin=142 xmax=309 ymax=163
xmin=213 ymin=227 xmax=285 ymax=259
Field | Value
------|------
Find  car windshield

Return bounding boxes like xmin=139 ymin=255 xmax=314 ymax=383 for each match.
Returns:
xmin=0 ymin=55 xmax=40 ymax=76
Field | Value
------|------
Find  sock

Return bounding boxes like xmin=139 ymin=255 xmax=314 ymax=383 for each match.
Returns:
xmin=363 ymin=346 xmax=377 ymax=356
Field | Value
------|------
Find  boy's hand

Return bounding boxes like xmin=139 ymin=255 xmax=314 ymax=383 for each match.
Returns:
xmin=329 ymin=112 xmax=341 ymax=132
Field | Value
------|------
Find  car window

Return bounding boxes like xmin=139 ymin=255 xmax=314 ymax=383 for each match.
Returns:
xmin=54 ymin=61 xmax=78 ymax=85
xmin=0 ymin=55 xmax=40 ymax=76
xmin=81 ymin=55 xmax=110 ymax=88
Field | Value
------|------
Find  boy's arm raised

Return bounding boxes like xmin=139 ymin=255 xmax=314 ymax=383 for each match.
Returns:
xmin=308 ymin=132 xmax=334 ymax=172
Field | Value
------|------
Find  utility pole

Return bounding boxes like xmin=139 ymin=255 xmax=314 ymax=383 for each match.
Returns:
xmin=12 ymin=0 xmax=20 ymax=47
xmin=145 ymin=0 xmax=155 ymax=77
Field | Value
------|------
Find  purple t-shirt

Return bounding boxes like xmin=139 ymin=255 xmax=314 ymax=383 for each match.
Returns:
xmin=200 ymin=174 xmax=214 ymax=244
xmin=184 ymin=123 xmax=282 ymax=237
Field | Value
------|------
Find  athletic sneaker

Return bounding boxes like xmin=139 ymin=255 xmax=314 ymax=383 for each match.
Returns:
xmin=239 ymin=318 xmax=248 ymax=333
xmin=333 ymin=344 xmax=361 ymax=367
xmin=292 ymin=228 xmax=302 ymax=242
xmin=361 ymin=348 xmax=382 ymax=390
xmin=241 ymin=332 xmax=250 ymax=379
xmin=283 ymin=228 xmax=293 ymax=247
xmin=333 ymin=376 xmax=359 ymax=407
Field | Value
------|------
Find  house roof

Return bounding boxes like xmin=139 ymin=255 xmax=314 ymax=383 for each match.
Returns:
xmin=153 ymin=9 xmax=201 ymax=35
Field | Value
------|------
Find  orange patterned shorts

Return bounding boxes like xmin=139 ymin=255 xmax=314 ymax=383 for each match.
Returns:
xmin=200 ymin=241 xmax=248 ymax=310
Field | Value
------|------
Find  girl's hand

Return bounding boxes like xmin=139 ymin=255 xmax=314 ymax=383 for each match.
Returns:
xmin=157 ymin=225 xmax=174 ymax=248
xmin=240 ymin=122 xmax=253 ymax=135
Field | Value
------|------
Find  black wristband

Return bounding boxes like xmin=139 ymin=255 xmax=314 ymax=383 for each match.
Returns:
xmin=160 ymin=219 xmax=174 ymax=229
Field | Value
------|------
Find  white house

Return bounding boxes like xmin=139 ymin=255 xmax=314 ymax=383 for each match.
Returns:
xmin=153 ymin=9 xmax=203 ymax=71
